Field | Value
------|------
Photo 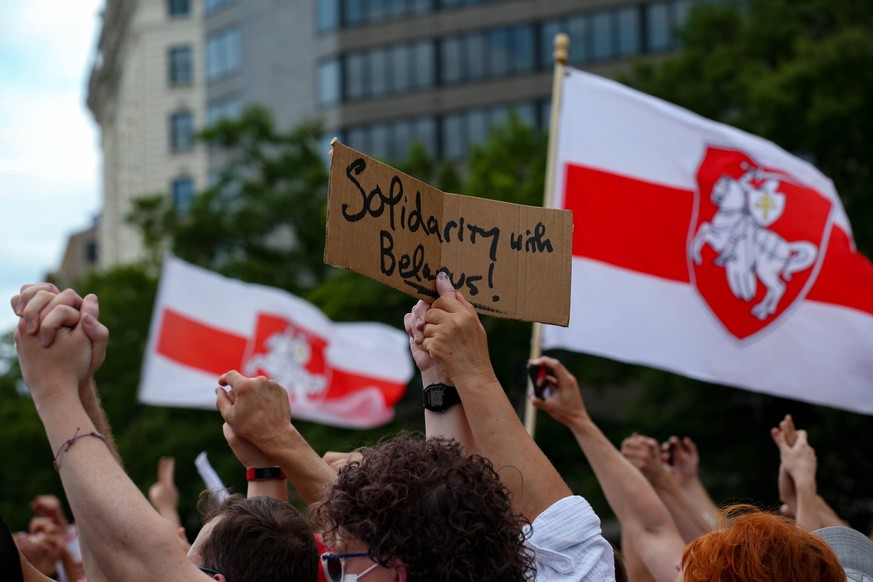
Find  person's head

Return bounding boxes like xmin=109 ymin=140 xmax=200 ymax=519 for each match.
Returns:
xmin=313 ymin=433 xmax=534 ymax=582
xmin=681 ymin=505 xmax=844 ymax=582
xmin=189 ymin=494 xmax=318 ymax=582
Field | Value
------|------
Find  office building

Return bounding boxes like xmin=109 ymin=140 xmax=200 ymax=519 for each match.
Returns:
xmin=85 ymin=0 xmax=699 ymax=269
xmin=87 ymin=0 xmax=208 ymax=268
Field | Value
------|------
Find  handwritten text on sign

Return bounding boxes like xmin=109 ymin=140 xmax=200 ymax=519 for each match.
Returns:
xmin=324 ymin=142 xmax=572 ymax=325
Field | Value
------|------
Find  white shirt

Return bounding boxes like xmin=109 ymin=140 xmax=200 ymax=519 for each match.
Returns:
xmin=525 ymin=495 xmax=616 ymax=581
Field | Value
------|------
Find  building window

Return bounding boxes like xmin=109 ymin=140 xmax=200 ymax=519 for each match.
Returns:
xmin=206 ymin=0 xmax=236 ymax=14
xmin=168 ymin=46 xmax=193 ymax=86
xmin=345 ymin=52 xmax=367 ymax=100
xmin=617 ymin=6 xmax=641 ymax=56
xmin=412 ymin=41 xmax=434 ymax=89
xmin=172 ymin=178 xmax=195 ymax=215
xmin=170 ymin=111 xmax=195 ymax=151
xmin=591 ymin=11 xmax=613 ymax=61
xmin=85 ymin=241 xmax=98 ymax=264
xmin=440 ymin=37 xmax=463 ymax=84
xmin=207 ymin=27 xmax=242 ymax=81
xmin=317 ymin=59 xmax=342 ymax=106
xmin=207 ymin=96 xmax=241 ymax=126
xmin=167 ymin=0 xmax=190 ymax=17
xmin=647 ymin=2 xmax=672 ymax=51
xmin=317 ymin=0 xmax=340 ymax=31
xmin=343 ymin=0 xmax=365 ymax=25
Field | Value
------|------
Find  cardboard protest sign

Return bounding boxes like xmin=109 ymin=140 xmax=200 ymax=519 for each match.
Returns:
xmin=324 ymin=141 xmax=573 ymax=326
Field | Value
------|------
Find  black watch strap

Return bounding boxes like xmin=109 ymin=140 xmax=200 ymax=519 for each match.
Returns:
xmin=422 ymin=383 xmax=461 ymax=412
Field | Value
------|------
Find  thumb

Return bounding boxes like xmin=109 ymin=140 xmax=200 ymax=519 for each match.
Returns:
xmin=215 ymin=387 xmax=233 ymax=419
xmin=435 ymin=270 xmax=456 ymax=298
xmin=82 ymin=294 xmax=109 ymax=369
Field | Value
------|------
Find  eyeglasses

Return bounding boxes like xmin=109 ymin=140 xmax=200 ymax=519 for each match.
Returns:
xmin=198 ymin=566 xmax=224 ymax=579
xmin=321 ymin=552 xmax=378 ymax=582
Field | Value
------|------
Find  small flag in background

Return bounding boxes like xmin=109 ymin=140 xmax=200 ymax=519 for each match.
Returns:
xmin=139 ymin=256 xmax=413 ymax=428
xmin=542 ymin=68 xmax=873 ymax=415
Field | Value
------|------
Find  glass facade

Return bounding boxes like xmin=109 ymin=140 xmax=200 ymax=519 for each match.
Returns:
xmin=343 ymin=100 xmax=540 ymax=162
xmin=207 ymin=96 xmax=241 ymax=126
xmin=323 ymin=1 xmax=702 ymax=107
xmin=205 ymin=0 xmax=236 ymax=14
xmin=206 ymin=26 xmax=241 ymax=82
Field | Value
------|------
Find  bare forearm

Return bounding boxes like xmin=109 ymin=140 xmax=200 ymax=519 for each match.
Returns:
xmin=649 ymin=474 xmax=711 ymax=542
xmin=247 ymin=479 xmax=289 ymax=502
xmin=621 ymin=529 xmax=657 ymax=582
xmin=452 ymin=370 xmax=571 ymax=521
xmin=425 ymin=406 xmax=478 ymax=454
xmin=682 ymin=478 xmax=720 ymax=528
xmin=794 ymin=477 xmax=823 ymax=531
xmin=79 ymin=379 xmax=122 ymax=466
xmin=34 ymin=391 xmax=195 ymax=580
xmin=568 ymin=417 xmax=684 ymax=581
xmin=421 ymin=368 xmax=478 ymax=453
xmin=259 ymin=425 xmax=337 ymax=505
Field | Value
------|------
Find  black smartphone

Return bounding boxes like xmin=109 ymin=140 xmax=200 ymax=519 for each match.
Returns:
xmin=527 ymin=363 xmax=550 ymax=399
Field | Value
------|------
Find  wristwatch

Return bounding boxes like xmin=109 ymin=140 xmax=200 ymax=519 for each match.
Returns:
xmin=246 ymin=466 xmax=287 ymax=481
xmin=422 ymin=383 xmax=461 ymax=412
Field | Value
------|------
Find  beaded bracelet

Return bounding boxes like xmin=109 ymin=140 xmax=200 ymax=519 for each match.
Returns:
xmin=53 ymin=427 xmax=107 ymax=471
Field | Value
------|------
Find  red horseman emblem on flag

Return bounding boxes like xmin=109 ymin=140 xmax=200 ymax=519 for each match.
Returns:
xmin=688 ymin=147 xmax=833 ymax=340
xmin=242 ymin=314 xmax=332 ymax=405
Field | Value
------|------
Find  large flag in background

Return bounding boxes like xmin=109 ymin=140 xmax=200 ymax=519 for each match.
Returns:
xmin=139 ymin=256 xmax=413 ymax=428
xmin=542 ymin=68 xmax=873 ymax=415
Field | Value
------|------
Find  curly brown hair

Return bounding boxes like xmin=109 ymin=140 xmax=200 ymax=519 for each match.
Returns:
xmin=312 ymin=433 xmax=535 ymax=581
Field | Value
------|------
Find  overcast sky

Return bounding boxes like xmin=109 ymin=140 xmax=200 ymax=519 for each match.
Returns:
xmin=0 ymin=1 xmax=103 ymax=334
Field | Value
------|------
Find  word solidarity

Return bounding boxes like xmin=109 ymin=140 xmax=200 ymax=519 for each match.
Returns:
xmin=325 ymin=141 xmax=573 ymax=326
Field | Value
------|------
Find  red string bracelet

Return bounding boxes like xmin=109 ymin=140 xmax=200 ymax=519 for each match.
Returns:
xmin=53 ymin=427 xmax=107 ymax=471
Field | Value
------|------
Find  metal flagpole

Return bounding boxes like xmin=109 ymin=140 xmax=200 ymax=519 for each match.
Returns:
xmin=524 ymin=33 xmax=570 ymax=437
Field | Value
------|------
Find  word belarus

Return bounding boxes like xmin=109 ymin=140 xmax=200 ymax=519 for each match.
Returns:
xmin=325 ymin=141 xmax=573 ymax=326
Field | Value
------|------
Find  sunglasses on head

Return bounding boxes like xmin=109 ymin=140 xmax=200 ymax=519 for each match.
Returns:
xmin=321 ymin=552 xmax=378 ymax=582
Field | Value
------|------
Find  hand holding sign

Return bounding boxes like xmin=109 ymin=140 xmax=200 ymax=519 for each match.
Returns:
xmin=325 ymin=141 xmax=573 ymax=325
xmin=421 ymin=271 xmax=496 ymax=385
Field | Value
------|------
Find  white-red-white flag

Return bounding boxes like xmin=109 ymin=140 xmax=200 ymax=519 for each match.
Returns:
xmin=139 ymin=256 xmax=413 ymax=428
xmin=542 ymin=68 xmax=873 ymax=414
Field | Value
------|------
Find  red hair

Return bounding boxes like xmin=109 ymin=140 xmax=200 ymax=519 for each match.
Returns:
xmin=682 ymin=505 xmax=844 ymax=582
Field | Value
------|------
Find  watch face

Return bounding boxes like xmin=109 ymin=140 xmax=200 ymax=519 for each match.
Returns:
xmin=424 ymin=383 xmax=459 ymax=412
xmin=256 ymin=467 xmax=282 ymax=479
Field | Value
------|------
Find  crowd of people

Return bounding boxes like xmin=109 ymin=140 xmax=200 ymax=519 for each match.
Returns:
xmin=4 ymin=273 xmax=873 ymax=581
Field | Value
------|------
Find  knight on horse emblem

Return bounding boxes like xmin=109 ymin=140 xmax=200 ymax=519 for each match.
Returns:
xmin=690 ymin=163 xmax=818 ymax=320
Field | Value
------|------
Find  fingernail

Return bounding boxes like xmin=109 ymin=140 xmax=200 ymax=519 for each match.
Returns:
xmin=83 ymin=314 xmax=95 ymax=327
xmin=437 ymin=271 xmax=448 ymax=281
xmin=26 ymin=319 xmax=35 ymax=334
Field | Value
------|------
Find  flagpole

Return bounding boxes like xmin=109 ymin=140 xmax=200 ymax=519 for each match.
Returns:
xmin=524 ymin=33 xmax=569 ymax=438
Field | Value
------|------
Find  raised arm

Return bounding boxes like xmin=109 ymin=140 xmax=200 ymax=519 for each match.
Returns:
xmin=421 ymin=273 xmax=571 ymax=521
xmin=661 ymin=436 xmax=719 ymax=528
xmin=421 ymin=274 xmax=615 ymax=580
xmin=530 ymin=356 xmax=685 ymax=582
xmin=621 ymin=434 xmax=710 ymax=542
xmin=215 ymin=371 xmax=335 ymax=505
xmin=13 ymin=295 xmax=208 ymax=581
xmin=771 ymin=415 xmax=847 ymax=529
xmin=404 ymin=298 xmax=476 ymax=453
xmin=222 ymin=423 xmax=289 ymax=502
